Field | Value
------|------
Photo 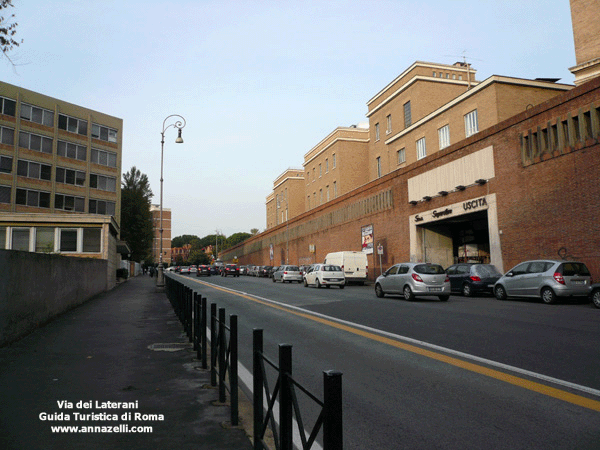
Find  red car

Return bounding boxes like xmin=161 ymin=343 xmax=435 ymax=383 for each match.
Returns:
xmin=221 ymin=264 xmax=240 ymax=277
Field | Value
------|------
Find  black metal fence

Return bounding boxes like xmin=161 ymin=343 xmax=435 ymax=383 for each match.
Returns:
xmin=165 ymin=274 xmax=343 ymax=449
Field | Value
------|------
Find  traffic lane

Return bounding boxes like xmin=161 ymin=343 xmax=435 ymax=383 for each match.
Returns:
xmin=178 ymin=274 xmax=600 ymax=392
xmin=174 ymin=275 xmax=600 ymax=450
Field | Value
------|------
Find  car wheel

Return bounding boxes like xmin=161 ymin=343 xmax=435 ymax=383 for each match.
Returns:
xmin=592 ymin=289 xmax=600 ymax=309
xmin=316 ymin=279 xmax=321 ymax=288
xmin=326 ymin=285 xmax=331 ymax=289
xmin=541 ymin=287 xmax=557 ymax=304
xmin=303 ymin=278 xmax=308 ymax=287
xmin=272 ymin=277 xmax=276 ymax=282
xmin=438 ymin=295 xmax=449 ymax=302
xmin=375 ymin=283 xmax=384 ymax=298
xmin=462 ymin=283 xmax=472 ymax=297
xmin=403 ymin=285 xmax=415 ymax=301
xmin=495 ymin=285 xmax=507 ymax=300
xmin=339 ymin=284 xmax=345 ymax=289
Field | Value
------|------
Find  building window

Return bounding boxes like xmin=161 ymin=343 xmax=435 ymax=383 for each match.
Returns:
xmin=56 ymin=167 xmax=86 ymax=186
xmin=319 ymin=189 xmax=323 ymax=204
xmin=432 ymin=71 xmax=436 ymax=77
xmin=16 ymin=188 xmax=50 ymax=208
xmin=58 ymin=114 xmax=88 ymax=136
xmin=89 ymin=199 xmax=116 ymax=216
xmin=307 ymin=196 xmax=310 ymax=209
xmin=326 ymin=185 xmax=330 ymax=202
xmin=83 ymin=228 xmax=102 ymax=253
xmin=0 ymin=155 xmax=12 ymax=173
xmin=375 ymin=123 xmax=380 ymax=141
xmin=376 ymin=156 xmax=382 ymax=178
xmin=20 ymin=103 xmax=54 ymax=127
xmin=90 ymin=174 xmax=117 ymax=192
xmin=438 ymin=125 xmax=450 ymax=150
xmin=57 ymin=140 xmax=87 ymax=161
xmin=0 ymin=185 xmax=10 ymax=203
xmin=332 ymin=153 xmax=336 ymax=168
xmin=91 ymin=148 xmax=117 ymax=168
xmin=12 ymin=228 xmax=30 ymax=251
xmin=319 ymin=164 xmax=322 ymax=178
xmin=333 ymin=181 xmax=337 ymax=198
xmin=386 ymin=114 xmax=392 ymax=134
xmin=404 ymin=101 xmax=412 ymax=128
xmin=55 ymin=194 xmax=85 ymax=212
xmin=313 ymin=168 xmax=315 ymax=181
xmin=0 ymin=96 xmax=16 ymax=116
xmin=17 ymin=159 xmax=52 ymax=181
xmin=91 ymin=123 xmax=118 ymax=143
xmin=19 ymin=131 xmax=53 ymax=154
xmin=397 ymin=148 xmax=406 ymax=164
xmin=325 ymin=158 xmax=329 ymax=173
xmin=0 ymin=226 xmax=5 ymax=249
xmin=464 ymin=109 xmax=479 ymax=137
xmin=416 ymin=137 xmax=427 ymax=160
xmin=59 ymin=228 xmax=78 ymax=252
xmin=1 ymin=126 xmax=15 ymax=145
xmin=35 ymin=227 xmax=55 ymax=253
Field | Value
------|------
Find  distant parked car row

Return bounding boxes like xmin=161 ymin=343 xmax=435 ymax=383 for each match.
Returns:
xmin=374 ymin=259 xmax=596 ymax=307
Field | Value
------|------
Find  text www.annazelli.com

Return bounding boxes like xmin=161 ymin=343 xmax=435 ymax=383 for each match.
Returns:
xmin=50 ymin=424 xmax=153 ymax=433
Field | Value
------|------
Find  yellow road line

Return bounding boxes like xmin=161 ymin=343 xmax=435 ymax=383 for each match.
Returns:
xmin=191 ymin=278 xmax=600 ymax=411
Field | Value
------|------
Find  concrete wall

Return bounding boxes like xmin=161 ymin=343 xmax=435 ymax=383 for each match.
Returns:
xmin=0 ymin=249 xmax=108 ymax=346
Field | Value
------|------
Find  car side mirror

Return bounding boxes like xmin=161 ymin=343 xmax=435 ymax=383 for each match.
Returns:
xmin=506 ymin=272 xmax=513 ymax=277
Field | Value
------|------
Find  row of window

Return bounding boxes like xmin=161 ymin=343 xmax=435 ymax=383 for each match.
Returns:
xmin=307 ymin=153 xmax=336 ymax=184
xmin=0 ymin=96 xmax=118 ymax=143
xmin=307 ymin=181 xmax=338 ymax=209
xmin=0 ymin=156 xmax=116 ymax=191
xmin=432 ymin=71 xmax=464 ymax=80
xmin=0 ymin=226 xmax=102 ymax=253
xmin=0 ymin=185 xmax=115 ymax=215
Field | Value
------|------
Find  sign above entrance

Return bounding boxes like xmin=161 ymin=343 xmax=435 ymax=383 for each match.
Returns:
xmin=413 ymin=196 xmax=491 ymax=224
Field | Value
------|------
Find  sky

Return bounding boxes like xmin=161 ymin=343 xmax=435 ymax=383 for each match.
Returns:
xmin=2 ymin=0 xmax=576 ymax=238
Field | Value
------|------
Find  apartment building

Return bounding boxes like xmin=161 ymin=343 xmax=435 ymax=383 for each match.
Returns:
xmin=303 ymin=125 xmax=369 ymax=212
xmin=569 ymin=0 xmax=600 ymax=85
xmin=150 ymin=204 xmax=171 ymax=265
xmin=0 ymin=82 xmax=123 ymax=286
xmin=367 ymin=61 xmax=573 ymax=180
xmin=266 ymin=168 xmax=305 ymax=229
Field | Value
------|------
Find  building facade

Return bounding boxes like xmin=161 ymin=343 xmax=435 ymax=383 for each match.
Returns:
xmin=150 ymin=204 xmax=171 ymax=265
xmin=0 ymin=82 xmax=123 ymax=287
xmin=569 ymin=0 xmax=600 ymax=85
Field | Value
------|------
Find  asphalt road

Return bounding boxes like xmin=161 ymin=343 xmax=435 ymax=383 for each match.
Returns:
xmin=172 ymin=273 xmax=600 ymax=450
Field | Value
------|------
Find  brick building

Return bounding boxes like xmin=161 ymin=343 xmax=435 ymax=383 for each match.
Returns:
xmin=150 ymin=204 xmax=171 ymax=265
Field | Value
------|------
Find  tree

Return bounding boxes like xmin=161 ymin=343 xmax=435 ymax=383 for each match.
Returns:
xmin=120 ymin=166 xmax=154 ymax=262
xmin=0 ymin=1 xmax=22 ymax=65
xmin=225 ymin=232 xmax=251 ymax=248
xmin=250 ymin=228 xmax=259 ymax=236
xmin=171 ymin=234 xmax=199 ymax=248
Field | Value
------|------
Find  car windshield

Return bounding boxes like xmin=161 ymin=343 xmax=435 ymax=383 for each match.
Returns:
xmin=287 ymin=266 xmax=300 ymax=271
xmin=414 ymin=264 xmax=445 ymax=274
xmin=473 ymin=264 xmax=502 ymax=277
xmin=322 ymin=265 xmax=342 ymax=271
xmin=561 ymin=262 xmax=590 ymax=276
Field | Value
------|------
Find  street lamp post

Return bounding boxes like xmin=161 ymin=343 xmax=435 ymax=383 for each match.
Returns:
xmin=156 ymin=114 xmax=186 ymax=290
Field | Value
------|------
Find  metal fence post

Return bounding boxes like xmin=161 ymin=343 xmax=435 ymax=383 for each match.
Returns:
xmin=230 ymin=314 xmax=238 ymax=426
xmin=201 ymin=296 xmax=208 ymax=369
xmin=193 ymin=292 xmax=200 ymax=352
xmin=253 ymin=329 xmax=263 ymax=450
xmin=211 ymin=303 xmax=217 ymax=386
xmin=218 ymin=307 xmax=227 ymax=403
xmin=323 ymin=370 xmax=343 ymax=450
xmin=279 ymin=344 xmax=293 ymax=450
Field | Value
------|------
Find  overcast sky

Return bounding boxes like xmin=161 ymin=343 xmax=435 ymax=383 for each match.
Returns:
xmin=2 ymin=0 xmax=576 ymax=238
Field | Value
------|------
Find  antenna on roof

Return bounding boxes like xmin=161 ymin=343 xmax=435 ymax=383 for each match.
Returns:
xmin=443 ymin=51 xmax=483 ymax=90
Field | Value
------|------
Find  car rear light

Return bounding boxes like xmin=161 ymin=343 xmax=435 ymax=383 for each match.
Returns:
xmin=470 ymin=276 xmax=481 ymax=282
xmin=284 ymin=271 xmax=288 ymax=275
xmin=445 ymin=275 xmax=450 ymax=283
xmin=412 ymin=273 xmax=423 ymax=282
xmin=553 ymin=272 xmax=565 ymax=285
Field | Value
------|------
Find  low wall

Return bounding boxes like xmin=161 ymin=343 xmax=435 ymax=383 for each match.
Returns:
xmin=0 ymin=249 xmax=109 ymax=346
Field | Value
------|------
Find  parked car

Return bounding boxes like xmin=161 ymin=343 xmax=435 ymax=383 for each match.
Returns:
xmin=273 ymin=265 xmax=303 ymax=283
xmin=179 ymin=266 xmax=190 ymax=275
xmin=590 ymin=284 xmax=600 ymax=309
xmin=445 ymin=263 xmax=503 ymax=296
xmin=239 ymin=265 xmax=248 ymax=276
xmin=324 ymin=251 xmax=368 ymax=284
xmin=209 ymin=265 xmax=220 ymax=275
xmin=189 ymin=265 xmax=198 ymax=275
xmin=375 ymin=263 xmax=450 ymax=301
xmin=221 ymin=264 xmax=240 ymax=277
xmin=494 ymin=260 xmax=592 ymax=304
xmin=303 ymin=264 xmax=345 ymax=288
xmin=269 ymin=266 xmax=280 ymax=278
xmin=197 ymin=264 xmax=211 ymax=276
xmin=258 ymin=266 xmax=272 ymax=277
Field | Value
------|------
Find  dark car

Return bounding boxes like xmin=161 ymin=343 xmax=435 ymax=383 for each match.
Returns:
xmin=197 ymin=264 xmax=211 ymax=276
xmin=269 ymin=266 xmax=280 ymax=278
xmin=221 ymin=264 xmax=240 ymax=277
xmin=258 ymin=266 xmax=273 ymax=277
xmin=446 ymin=263 xmax=503 ymax=296
xmin=209 ymin=265 xmax=220 ymax=275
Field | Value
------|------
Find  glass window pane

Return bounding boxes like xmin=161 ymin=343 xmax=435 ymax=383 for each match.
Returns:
xmin=108 ymin=129 xmax=117 ymax=143
xmin=89 ymin=200 xmax=97 ymax=214
xmin=99 ymin=151 xmax=108 ymax=166
xmin=35 ymin=227 xmax=55 ymax=252
xmin=41 ymin=136 xmax=53 ymax=154
xmin=67 ymin=117 xmax=78 ymax=133
xmin=83 ymin=228 xmax=101 ymax=252
xmin=106 ymin=202 xmax=115 ymax=216
xmin=32 ymin=107 xmax=43 ymax=124
xmin=19 ymin=131 xmax=29 ymax=148
xmin=27 ymin=190 xmax=39 ymax=206
xmin=91 ymin=148 xmax=99 ymax=163
xmin=108 ymin=153 xmax=117 ymax=168
xmin=0 ymin=226 xmax=6 ymax=249
xmin=20 ymin=104 xmax=32 ymax=120
xmin=0 ymin=185 xmax=10 ymax=203
xmin=2 ymin=127 xmax=14 ymax=145
xmin=29 ymin=162 xmax=40 ymax=179
xmin=58 ymin=114 xmax=68 ymax=130
xmin=65 ymin=169 xmax=75 ymax=185
xmin=3 ymin=99 xmax=16 ymax=116
xmin=100 ymin=127 xmax=108 ymax=141
xmin=43 ymin=111 xmax=54 ymax=127
xmin=67 ymin=143 xmax=76 ymax=159
xmin=12 ymin=228 xmax=30 ymax=251
xmin=75 ymin=171 xmax=85 ymax=186
xmin=30 ymin=134 xmax=41 ymax=151
xmin=92 ymin=124 xmax=100 ymax=139
xmin=0 ymin=155 xmax=11 ymax=173
xmin=17 ymin=160 xmax=28 ymax=176
xmin=60 ymin=229 xmax=77 ymax=252
xmin=55 ymin=194 xmax=64 ymax=209
xmin=78 ymin=120 xmax=87 ymax=136
xmin=90 ymin=174 xmax=97 ymax=188
xmin=77 ymin=146 xmax=86 ymax=161
xmin=41 ymin=164 xmax=51 ymax=180
xmin=75 ymin=197 xmax=85 ymax=212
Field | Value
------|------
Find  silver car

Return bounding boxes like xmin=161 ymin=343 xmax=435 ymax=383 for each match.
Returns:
xmin=494 ymin=260 xmax=592 ymax=304
xmin=375 ymin=262 xmax=450 ymax=301
xmin=273 ymin=265 xmax=303 ymax=283
xmin=303 ymin=264 xmax=345 ymax=288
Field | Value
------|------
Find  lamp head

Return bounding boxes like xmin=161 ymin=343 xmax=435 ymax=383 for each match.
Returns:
xmin=175 ymin=128 xmax=184 ymax=144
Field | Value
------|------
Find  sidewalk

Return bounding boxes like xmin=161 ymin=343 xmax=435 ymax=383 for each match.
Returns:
xmin=0 ymin=275 xmax=253 ymax=450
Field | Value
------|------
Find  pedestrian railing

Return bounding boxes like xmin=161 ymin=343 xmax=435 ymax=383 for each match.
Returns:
xmin=164 ymin=274 xmax=343 ymax=449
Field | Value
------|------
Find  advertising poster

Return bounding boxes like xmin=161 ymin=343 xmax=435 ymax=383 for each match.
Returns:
xmin=361 ymin=224 xmax=374 ymax=254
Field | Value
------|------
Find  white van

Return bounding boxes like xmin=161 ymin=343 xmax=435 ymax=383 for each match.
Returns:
xmin=323 ymin=251 xmax=368 ymax=284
